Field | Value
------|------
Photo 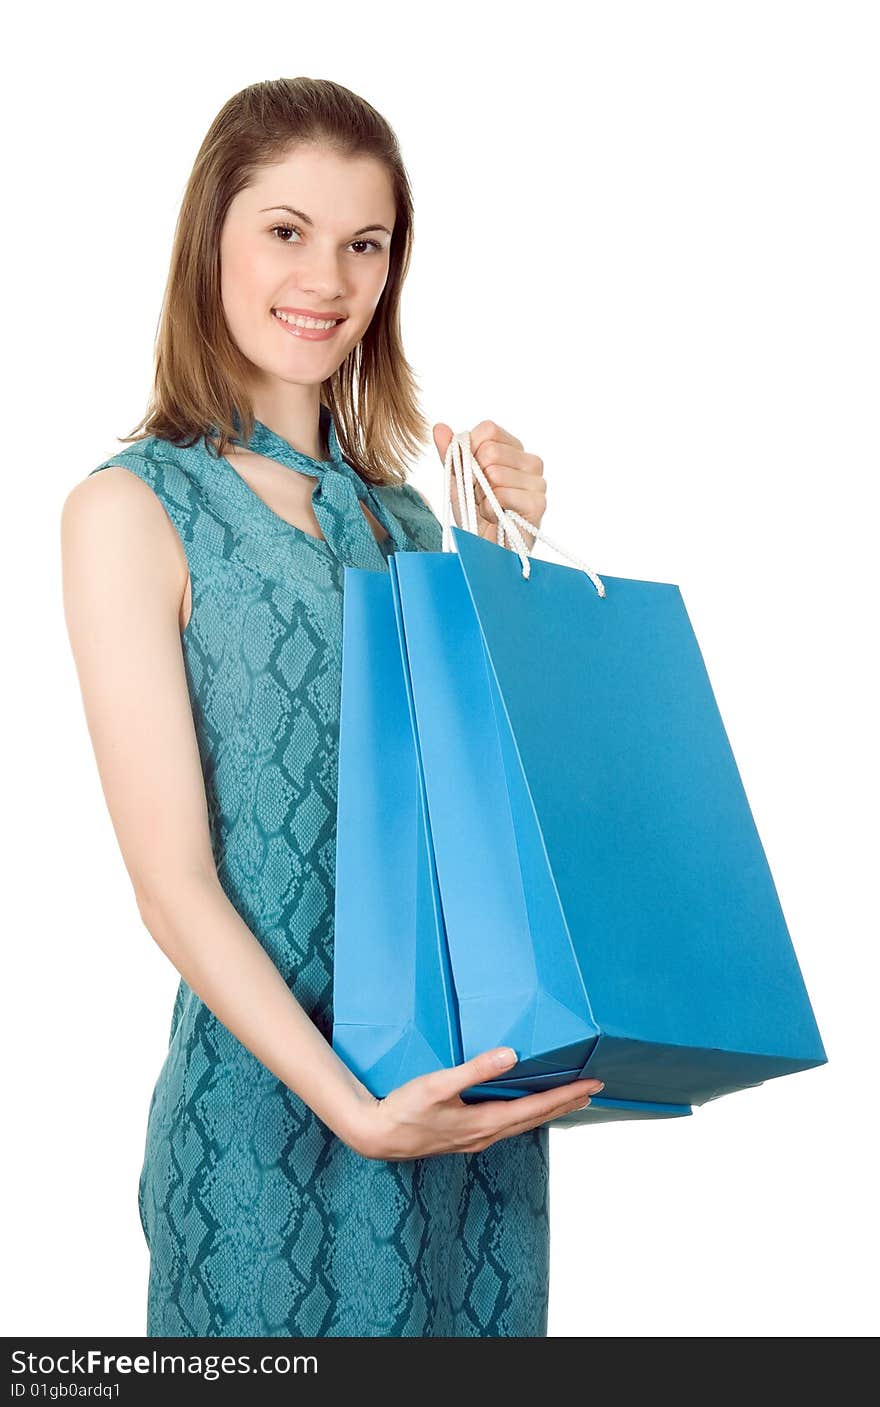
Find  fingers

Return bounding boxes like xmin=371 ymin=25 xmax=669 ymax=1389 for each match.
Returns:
xmin=426 ymin=1047 xmax=521 ymax=1102
xmin=479 ymin=485 xmax=546 ymax=519
xmin=499 ymin=1087 xmax=596 ymax=1140
xmin=415 ymin=1053 xmax=603 ymax=1157
xmin=476 ymin=1077 xmax=602 ymax=1141
xmin=468 ymin=421 xmax=524 ymax=454
xmin=468 ymin=1083 xmax=600 ymax=1151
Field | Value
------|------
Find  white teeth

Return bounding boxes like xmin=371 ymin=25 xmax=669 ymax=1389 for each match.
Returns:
xmin=273 ymin=310 xmax=340 ymax=330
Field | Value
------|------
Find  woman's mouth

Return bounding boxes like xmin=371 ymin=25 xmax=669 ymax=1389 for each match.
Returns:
xmin=271 ymin=309 xmax=346 ymax=341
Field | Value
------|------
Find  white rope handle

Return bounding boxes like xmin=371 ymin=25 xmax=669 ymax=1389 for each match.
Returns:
xmin=441 ymin=430 xmax=606 ymax=595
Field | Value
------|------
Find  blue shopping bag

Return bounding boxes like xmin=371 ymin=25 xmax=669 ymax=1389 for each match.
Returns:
xmin=332 ymin=429 xmax=826 ymax=1124
xmin=389 ymin=525 xmax=826 ymax=1109
xmin=332 ymin=563 xmax=688 ymax=1124
xmin=331 ymin=569 xmax=460 ymax=1094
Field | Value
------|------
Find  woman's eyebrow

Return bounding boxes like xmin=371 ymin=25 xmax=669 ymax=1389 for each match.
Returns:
xmin=259 ymin=205 xmax=392 ymax=237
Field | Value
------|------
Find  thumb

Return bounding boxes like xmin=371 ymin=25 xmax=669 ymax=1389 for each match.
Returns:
xmin=432 ymin=422 xmax=454 ymax=463
xmin=434 ymin=1046 xmax=518 ymax=1100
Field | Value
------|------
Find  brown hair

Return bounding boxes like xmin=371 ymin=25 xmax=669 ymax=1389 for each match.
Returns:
xmin=119 ymin=77 xmax=429 ymax=487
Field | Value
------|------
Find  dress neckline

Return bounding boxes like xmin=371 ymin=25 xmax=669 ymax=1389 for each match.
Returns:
xmin=202 ymin=403 xmax=393 ymax=556
xmin=229 ymin=401 xmax=351 ymax=477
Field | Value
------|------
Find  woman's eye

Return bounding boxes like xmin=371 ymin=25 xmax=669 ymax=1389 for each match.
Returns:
xmin=270 ymin=226 xmax=383 ymax=256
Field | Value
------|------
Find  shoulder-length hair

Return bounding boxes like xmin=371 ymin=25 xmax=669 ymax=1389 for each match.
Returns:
xmin=120 ymin=76 xmax=429 ymax=487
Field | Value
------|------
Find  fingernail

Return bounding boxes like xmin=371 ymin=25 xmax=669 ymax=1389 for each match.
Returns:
xmin=494 ymin=1047 xmax=518 ymax=1067
xmin=592 ymin=1081 xmax=605 ymax=1092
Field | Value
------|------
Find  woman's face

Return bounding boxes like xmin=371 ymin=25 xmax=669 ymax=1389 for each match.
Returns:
xmin=219 ymin=144 xmax=396 ymax=388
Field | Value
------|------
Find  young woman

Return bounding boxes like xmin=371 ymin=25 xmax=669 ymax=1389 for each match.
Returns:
xmin=61 ymin=76 xmax=603 ymax=1339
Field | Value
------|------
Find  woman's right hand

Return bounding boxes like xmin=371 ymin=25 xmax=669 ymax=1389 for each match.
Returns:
xmin=347 ymin=1048 xmax=605 ymax=1161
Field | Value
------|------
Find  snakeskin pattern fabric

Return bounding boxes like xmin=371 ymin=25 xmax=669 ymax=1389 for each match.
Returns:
xmin=87 ymin=404 xmax=550 ymax=1337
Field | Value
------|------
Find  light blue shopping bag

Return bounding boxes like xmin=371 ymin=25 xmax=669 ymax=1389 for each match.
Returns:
xmin=331 ymin=569 xmax=460 ymax=1095
xmin=332 ymin=442 xmax=826 ymax=1125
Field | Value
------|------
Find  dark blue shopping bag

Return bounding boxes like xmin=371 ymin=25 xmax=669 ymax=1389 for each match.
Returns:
xmin=332 ymin=526 xmax=826 ymax=1122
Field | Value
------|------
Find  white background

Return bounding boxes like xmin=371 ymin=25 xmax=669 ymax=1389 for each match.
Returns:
xmin=3 ymin=0 xmax=876 ymax=1339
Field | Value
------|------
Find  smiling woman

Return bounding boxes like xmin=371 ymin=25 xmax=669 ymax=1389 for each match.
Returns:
xmin=216 ymin=147 xmax=399 ymax=408
xmin=61 ymin=75 xmax=564 ymax=1341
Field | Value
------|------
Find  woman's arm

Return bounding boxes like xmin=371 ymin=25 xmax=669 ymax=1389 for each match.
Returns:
xmin=61 ymin=465 xmax=601 ymax=1163
xmin=60 ymin=466 xmax=376 ymax=1149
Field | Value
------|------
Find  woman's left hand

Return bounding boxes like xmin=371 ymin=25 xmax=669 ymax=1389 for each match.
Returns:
xmin=432 ymin=420 xmax=547 ymax=552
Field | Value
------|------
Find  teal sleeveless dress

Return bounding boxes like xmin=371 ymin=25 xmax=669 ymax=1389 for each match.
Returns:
xmin=88 ymin=403 xmax=550 ymax=1337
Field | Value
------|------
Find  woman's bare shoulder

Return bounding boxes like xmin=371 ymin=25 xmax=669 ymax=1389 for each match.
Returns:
xmin=61 ymin=460 xmax=189 ymax=626
xmin=61 ymin=460 xmax=216 ymax=910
